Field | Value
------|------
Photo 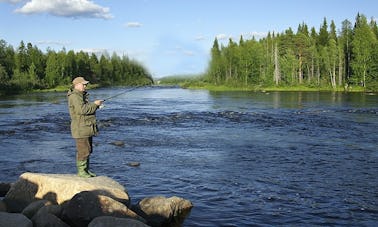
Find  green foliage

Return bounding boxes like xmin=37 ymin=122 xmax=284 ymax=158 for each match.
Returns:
xmin=158 ymin=74 xmax=202 ymax=86
xmin=0 ymin=39 xmax=153 ymax=95
xmin=204 ymin=13 xmax=378 ymax=91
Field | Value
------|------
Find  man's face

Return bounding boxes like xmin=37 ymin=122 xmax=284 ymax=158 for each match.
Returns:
xmin=75 ymin=82 xmax=87 ymax=92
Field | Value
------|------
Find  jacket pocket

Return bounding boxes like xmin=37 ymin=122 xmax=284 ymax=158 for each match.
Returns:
xmin=78 ymin=123 xmax=93 ymax=137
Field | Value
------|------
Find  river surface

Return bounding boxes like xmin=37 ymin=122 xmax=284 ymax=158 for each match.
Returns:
xmin=1 ymin=86 xmax=377 ymax=226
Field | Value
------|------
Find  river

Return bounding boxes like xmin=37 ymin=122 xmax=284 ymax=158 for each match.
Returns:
xmin=0 ymin=86 xmax=377 ymax=226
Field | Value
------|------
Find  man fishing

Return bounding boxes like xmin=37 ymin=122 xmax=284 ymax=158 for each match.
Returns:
xmin=67 ymin=76 xmax=103 ymax=178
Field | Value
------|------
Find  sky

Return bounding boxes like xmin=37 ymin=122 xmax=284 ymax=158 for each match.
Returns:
xmin=1 ymin=0 xmax=377 ymax=78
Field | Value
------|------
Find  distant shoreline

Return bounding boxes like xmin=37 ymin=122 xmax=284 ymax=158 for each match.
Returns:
xmin=183 ymin=84 xmax=370 ymax=93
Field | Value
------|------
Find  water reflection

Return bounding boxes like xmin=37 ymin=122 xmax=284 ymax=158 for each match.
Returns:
xmin=208 ymin=90 xmax=377 ymax=110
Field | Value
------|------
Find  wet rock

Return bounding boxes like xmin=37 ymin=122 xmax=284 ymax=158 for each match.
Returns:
xmin=4 ymin=172 xmax=130 ymax=212
xmin=21 ymin=199 xmax=54 ymax=219
xmin=89 ymin=216 xmax=150 ymax=227
xmin=62 ymin=191 xmax=145 ymax=227
xmin=110 ymin=140 xmax=125 ymax=147
xmin=134 ymin=196 xmax=193 ymax=227
xmin=0 ymin=212 xmax=33 ymax=227
xmin=128 ymin=162 xmax=141 ymax=167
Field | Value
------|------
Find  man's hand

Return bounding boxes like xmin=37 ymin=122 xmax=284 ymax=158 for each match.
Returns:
xmin=94 ymin=100 xmax=104 ymax=106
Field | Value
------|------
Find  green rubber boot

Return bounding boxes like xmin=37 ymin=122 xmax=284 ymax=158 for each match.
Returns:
xmin=86 ymin=158 xmax=96 ymax=177
xmin=77 ymin=160 xmax=92 ymax=178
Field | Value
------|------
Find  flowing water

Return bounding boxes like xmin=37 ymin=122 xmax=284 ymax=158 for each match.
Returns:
xmin=0 ymin=87 xmax=377 ymax=226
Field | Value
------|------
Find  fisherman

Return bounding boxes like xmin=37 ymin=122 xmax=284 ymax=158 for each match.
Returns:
xmin=67 ymin=76 xmax=103 ymax=178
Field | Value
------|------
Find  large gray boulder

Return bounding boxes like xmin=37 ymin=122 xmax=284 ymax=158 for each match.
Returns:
xmin=0 ymin=212 xmax=33 ymax=227
xmin=4 ymin=172 xmax=130 ymax=212
xmin=134 ymin=196 xmax=193 ymax=227
xmin=62 ymin=191 xmax=145 ymax=227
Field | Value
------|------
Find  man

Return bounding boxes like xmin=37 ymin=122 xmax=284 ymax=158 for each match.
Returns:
xmin=67 ymin=76 xmax=103 ymax=178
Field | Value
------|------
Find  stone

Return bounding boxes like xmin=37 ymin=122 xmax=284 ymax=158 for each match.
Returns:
xmin=36 ymin=204 xmax=63 ymax=218
xmin=62 ymin=191 xmax=145 ymax=227
xmin=32 ymin=211 xmax=70 ymax=227
xmin=89 ymin=216 xmax=150 ymax=227
xmin=4 ymin=172 xmax=130 ymax=212
xmin=22 ymin=199 xmax=54 ymax=219
xmin=110 ymin=141 xmax=125 ymax=147
xmin=134 ymin=196 xmax=193 ymax=227
xmin=0 ymin=212 xmax=33 ymax=227
xmin=127 ymin=162 xmax=141 ymax=167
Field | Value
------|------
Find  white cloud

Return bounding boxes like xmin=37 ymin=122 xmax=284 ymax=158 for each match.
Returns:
xmin=77 ymin=48 xmax=108 ymax=55
xmin=195 ymin=35 xmax=205 ymax=41
xmin=243 ymin=31 xmax=268 ymax=39
xmin=0 ymin=0 xmax=24 ymax=3
xmin=183 ymin=50 xmax=194 ymax=56
xmin=125 ymin=22 xmax=143 ymax=28
xmin=14 ymin=0 xmax=113 ymax=19
xmin=215 ymin=34 xmax=229 ymax=40
xmin=36 ymin=40 xmax=71 ymax=46
xmin=167 ymin=46 xmax=196 ymax=57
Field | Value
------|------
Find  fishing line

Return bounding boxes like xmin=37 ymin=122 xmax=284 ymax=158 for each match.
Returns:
xmin=99 ymin=85 xmax=145 ymax=109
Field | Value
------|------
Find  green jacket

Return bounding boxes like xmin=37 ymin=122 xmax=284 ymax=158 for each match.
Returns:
xmin=67 ymin=89 xmax=99 ymax=138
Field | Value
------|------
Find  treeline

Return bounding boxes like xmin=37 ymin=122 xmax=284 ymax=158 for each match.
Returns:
xmin=0 ymin=40 xmax=153 ymax=95
xmin=206 ymin=13 xmax=378 ymax=91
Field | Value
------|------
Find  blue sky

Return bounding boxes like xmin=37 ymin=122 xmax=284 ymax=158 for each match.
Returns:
xmin=0 ymin=0 xmax=377 ymax=78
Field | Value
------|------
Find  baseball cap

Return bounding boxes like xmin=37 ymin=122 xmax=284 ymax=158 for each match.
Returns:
xmin=72 ymin=77 xmax=89 ymax=85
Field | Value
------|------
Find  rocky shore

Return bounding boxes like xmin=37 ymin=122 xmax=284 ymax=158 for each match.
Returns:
xmin=0 ymin=172 xmax=193 ymax=227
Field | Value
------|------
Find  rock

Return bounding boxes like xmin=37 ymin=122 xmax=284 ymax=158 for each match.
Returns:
xmin=29 ymin=204 xmax=66 ymax=227
xmin=0 ymin=182 xmax=11 ymax=197
xmin=37 ymin=204 xmax=63 ymax=218
xmin=110 ymin=141 xmax=125 ymax=147
xmin=89 ymin=216 xmax=150 ymax=227
xmin=4 ymin=172 xmax=130 ymax=212
xmin=2 ymin=173 xmax=194 ymax=226
xmin=62 ymin=191 xmax=145 ymax=227
xmin=22 ymin=199 xmax=54 ymax=219
xmin=0 ymin=212 xmax=33 ymax=227
xmin=127 ymin=162 xmax=141 ymax=167
xmin=32 ymin=211 xmax=70 ymax=227
xmin=134 ymin=196 xmax=193 ymax=227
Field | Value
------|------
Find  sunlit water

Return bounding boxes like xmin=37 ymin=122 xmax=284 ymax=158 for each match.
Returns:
xmin=1 ymin=87 xmax=377 ymax=226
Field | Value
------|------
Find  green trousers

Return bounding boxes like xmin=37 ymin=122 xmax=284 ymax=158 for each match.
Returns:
xmin=75 ymin=137 xmax=93 ymax=161
xmin=75 ymin=137 xmax=96 ymax=177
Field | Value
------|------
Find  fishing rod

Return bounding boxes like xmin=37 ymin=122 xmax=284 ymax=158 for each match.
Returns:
xmin=99 ymin=85 xmax=145 ymax=109
xmin=103 ymin=85 xmax=144 ymax=102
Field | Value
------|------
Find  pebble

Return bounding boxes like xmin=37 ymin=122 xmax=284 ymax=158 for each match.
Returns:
xmin=127 ymin=162 xmax=140 ymax=167
xmin=110 ymin=141 xmax=125 ymax=147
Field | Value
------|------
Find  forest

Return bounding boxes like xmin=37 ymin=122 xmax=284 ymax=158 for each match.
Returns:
xmin=0 ymin=40 xmax=153 ymax=95
xmin=205 ymin=13 xmax=378 ymax=91
xmin=2 ymin=13 xmax=378 ymax=94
